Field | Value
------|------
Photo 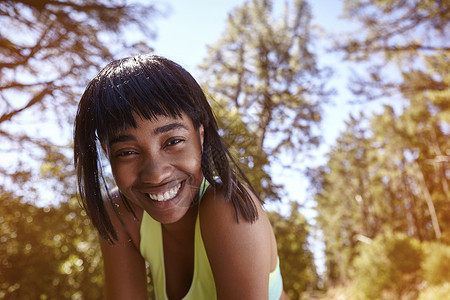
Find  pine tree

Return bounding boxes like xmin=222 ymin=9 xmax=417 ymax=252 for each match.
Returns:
xmin=199 ymin=0 xmax=331 ymax=162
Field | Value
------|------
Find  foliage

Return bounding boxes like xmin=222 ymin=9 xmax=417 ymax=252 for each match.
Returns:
xmin=323 ymin=241 xmax=450 ymax=300
xmin=267 ymin=202 xmax=318 ymax=299
xmin=308 ymin=113 xmax=382 ymax=285
xmin=209 ymin=97 xmax=280 ymax=201
xmin=351 ymin=232 xmax=422 ymax=299
xmin=0 ymin=192 xmax=103 ymax=299
xmin=337 ymin=0 xmax=450 ymax=103
xmin=421 ymin=242 xmax=450 ymax=286
xmin=199 ymin=0 xmax=331 ymax=167
xmin=310 ymin=101 xmax=449 ymax=286
xmin=311 ymin=0 xmax=450 ymax=289
xmin=418 ymin=282 xmax=450 ymax=300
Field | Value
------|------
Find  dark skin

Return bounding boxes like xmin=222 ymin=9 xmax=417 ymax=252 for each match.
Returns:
xmin=161 ymin=204 xmax=197 ymax=298
xmin=99 ymin=113 xmax=289 ymax=299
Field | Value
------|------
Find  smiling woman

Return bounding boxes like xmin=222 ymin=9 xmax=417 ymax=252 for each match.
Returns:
xmin=73 ymin=54 xmax=289 ymax=300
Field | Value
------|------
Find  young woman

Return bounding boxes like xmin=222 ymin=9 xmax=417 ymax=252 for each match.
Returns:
xmin=74 ymin=54 xmax=289 ymax=300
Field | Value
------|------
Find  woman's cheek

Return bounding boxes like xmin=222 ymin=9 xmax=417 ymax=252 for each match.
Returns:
xmin=179 ymin=149 xmax=202 ymax=174
xmin=111 ymin=163 xmax=132 ymax=190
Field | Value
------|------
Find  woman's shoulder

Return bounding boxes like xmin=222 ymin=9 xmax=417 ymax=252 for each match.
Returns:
xmin=198 ymin=183 xmax=273 ymax=254
xmin=199 ymin=184 xmax=237 ymax=222
xmin=199 ymin=183 xmax=265 ymax=225
xmin=198 ymin=184 xmax=276 ymax=298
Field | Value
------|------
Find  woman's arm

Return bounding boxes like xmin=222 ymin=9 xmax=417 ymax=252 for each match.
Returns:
xmin=99 ymin=193 xmax=148 ymax=300
xmin=200 ymin=188 xmax=275 ymax=300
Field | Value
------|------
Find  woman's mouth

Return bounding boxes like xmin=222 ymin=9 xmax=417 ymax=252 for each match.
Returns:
xmin=145 ymin=182 xmax=182 ymax=202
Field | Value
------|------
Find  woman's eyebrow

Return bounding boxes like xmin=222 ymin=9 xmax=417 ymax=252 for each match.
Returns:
xmin=109 ymin=122 xmax=188 ymax=146
xmin=109 ymin=135 xmax=136 ymax=146
xmin=154 ymin=122 xmax=188 ymax=135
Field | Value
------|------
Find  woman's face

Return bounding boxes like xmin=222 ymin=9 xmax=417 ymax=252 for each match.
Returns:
xmin=108 ymin=112 xmax=204 ymax=224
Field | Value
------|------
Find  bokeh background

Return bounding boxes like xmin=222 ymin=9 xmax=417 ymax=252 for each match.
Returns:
xmin=1 ymin=0 xmax=449 ymax=299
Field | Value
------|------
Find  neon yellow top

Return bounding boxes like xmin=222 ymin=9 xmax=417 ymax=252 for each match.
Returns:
xmin=139 ymin=180 xmax=283 ymax=300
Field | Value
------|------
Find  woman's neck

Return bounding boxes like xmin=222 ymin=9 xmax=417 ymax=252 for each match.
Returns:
xmin=161 ymin=204 xmax=198 ymax=244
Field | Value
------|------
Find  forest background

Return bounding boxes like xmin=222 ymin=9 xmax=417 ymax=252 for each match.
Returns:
xmin=0 ymin=0 xmax=449 ymax=299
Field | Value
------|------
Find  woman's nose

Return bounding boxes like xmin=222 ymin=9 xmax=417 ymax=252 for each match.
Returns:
xmin=138 ymin=154 xmax=172 ymax=184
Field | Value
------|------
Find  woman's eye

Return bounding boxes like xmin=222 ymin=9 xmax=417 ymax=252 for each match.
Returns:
xmin=116 ymin=150 xmax=136 ymax=157
xmin=166 ymin=138 xmax=184 ymax=147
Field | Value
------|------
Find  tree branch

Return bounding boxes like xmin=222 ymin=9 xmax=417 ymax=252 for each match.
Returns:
xmin=0 ymin=85 xmax=52 ymax=123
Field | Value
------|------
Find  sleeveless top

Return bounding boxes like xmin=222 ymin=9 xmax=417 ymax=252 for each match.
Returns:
xmin=139 ymin=180 xmax=283 ymax=300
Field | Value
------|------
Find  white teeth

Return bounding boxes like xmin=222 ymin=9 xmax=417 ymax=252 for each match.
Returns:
xmin=147 ymin=183 xmax=181 ymax=202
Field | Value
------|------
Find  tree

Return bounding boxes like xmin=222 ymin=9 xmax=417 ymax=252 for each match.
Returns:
xmin=336 ymin=1 xmax=450 ymax=202
xmin=209 ymin=97 xmax=280 ymax=201
xmin=310 ymin=103 xmax=449 ymax=287
xmin=306 ymin=0 xmax=449 ymax=293
xmin=337 ymin=0 xmax=450 ymax=105
xmin=335 ymin=0 xmax=450 ymax=239
xmin=0 ymin=0 xmax=164 ymax=202
xmin=308 ymin=113 xmax=383 ymax=286
xmin=351 ymin=232 xmax=422 ymax=299
xmin=199 ymin=0 xmax=331 ymax=167
xmin=370 ymin=104 xmax=448 ymax=241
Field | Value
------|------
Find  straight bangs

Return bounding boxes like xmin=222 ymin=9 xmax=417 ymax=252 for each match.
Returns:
xmin=93 ymin=56 xmax=203 ymax=144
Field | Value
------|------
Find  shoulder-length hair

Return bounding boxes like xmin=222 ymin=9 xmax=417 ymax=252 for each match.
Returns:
xmin=74 ymin=54 xmax=260 ymax=242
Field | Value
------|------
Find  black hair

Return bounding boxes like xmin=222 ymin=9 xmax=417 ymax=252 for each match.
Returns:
xmin=74 ymin=54 xmax=260 ymax=242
